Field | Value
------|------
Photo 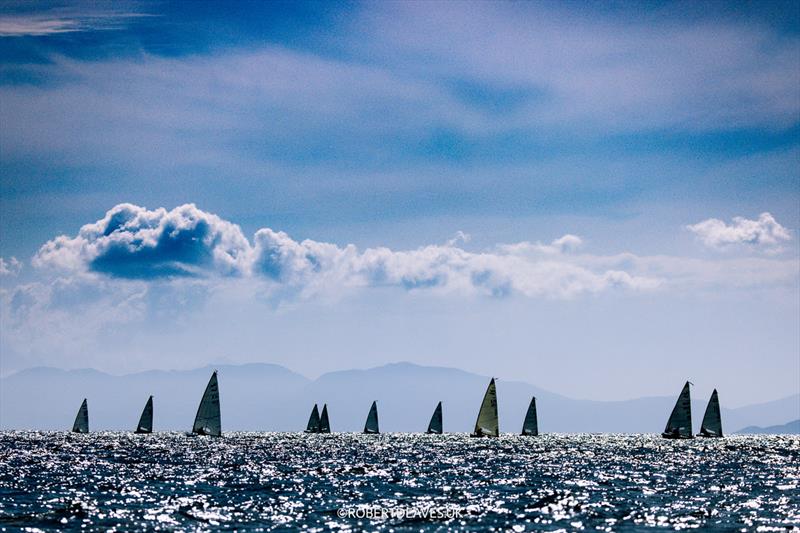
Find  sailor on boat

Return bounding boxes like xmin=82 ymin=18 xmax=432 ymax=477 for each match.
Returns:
xmin=662 ymin=381 xmax=693 ymax=439
xmin=521 ymin=396 xmax=538 ymax=436
xmin=318 ymin=404 xmax=331 ymax=433
xmin=135 ymin=395 xmax=153 ymax=434
xmin=426 ymin=401 xmax=443 ymax=434
xmin=471 ymin=378 xmax=499 ymax=437
xmin=697 ymin=389 xmax=723 ymax=438
xmin=72 ymin=398 xmax=89 ymax=433
xmin=363 ymin=401 xmax=379 ymax=434
xmin=191 ymin=371 xmax=221 ymax=436
xmin=305 ymin=404 xmax=321 ymax=433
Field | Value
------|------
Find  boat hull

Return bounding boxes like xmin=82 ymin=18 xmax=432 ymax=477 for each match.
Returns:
xmin=192 ymin=427 xmax=220 ymax=437
xmin=661 ymin=432 xmax=693 ymax=439
xmin=470 ymin=430 xmax=498 ymax=438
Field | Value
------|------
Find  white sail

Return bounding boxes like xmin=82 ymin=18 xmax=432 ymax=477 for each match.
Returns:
xmin=363 ymin=401 xmax=379 ymax=434
xmin=662 ymin=381 xmax=693 ymax=439
xmin=426 ymin=401 xmax=443 ymax=434
xmin=305 ymin=404 xmax=320 ymax=433
xmin=472 ymin=378 xmax=499 ymax=437
xmin=72 ymin=398 xmax=89 ymax=433
xmin=522 ymin=396 xmax=538 ymax=436
xmin=698 ymin=389 xmax=723 ymax=437
xmin=192 ymin=371 xmax=221 ymax=437
xmin=319 ymin=404 xmax=331 ymax=433
xmin=135 ymin=396 xmax=153 ymax=434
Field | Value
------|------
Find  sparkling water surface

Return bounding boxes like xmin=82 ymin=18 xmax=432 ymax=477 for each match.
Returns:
xmin=0 ymin=432 xmax=798 ymax=531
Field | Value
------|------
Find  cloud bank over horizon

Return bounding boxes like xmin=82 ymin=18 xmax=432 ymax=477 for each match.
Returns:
xmin=15 ymin=202 xmax=795 ymax=323
xmin=32 ymin=203 xmax=662 ymax=300
xmin=4 ymin=202 xmax=795 ymax=386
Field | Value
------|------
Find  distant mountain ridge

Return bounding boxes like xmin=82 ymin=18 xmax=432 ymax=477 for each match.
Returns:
xmin=1 ymin=362 xmax=797 ymax=434
xmin=735 ymin=419 xmax=800 ymax=435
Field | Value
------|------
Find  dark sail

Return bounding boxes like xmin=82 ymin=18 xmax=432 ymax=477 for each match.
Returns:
xmin=72 ymin=398 xmax=89 ymax=433
xmin=471 ymin=378 xmax=499 ymax=437
xmin=305 ymin=404 xmax=320 ymax=433
xmin=522 ymin=396 xmax=539 ymax=436
xmin=135 ymin=396 xmax=153 ymax=434
xmin=192 ymin=371 xmax=221 ymax=437
xmin=319 ymin=404 xmax=331 ymax=433
xmin=697 ymin=389 xmax=723 ymax=438
xmin=363 ymin=401 xmax=379 ymax=434
xmin=662 ymin=381 xmax=693 ymax=439
xmin=426 ymin=401 xmax=443 ymax=434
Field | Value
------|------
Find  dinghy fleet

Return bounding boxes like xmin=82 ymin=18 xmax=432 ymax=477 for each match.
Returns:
xmin=304 ymin=403 xmax=331 ymax=433
xmin=662 ymin=381 xmax=723 ymax=439
xmin=68 ymin=373 xmax=721 ymax=438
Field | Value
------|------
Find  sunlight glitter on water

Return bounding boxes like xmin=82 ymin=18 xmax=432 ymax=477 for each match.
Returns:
xmin=0 ymin=432 xmax=798 ymax=531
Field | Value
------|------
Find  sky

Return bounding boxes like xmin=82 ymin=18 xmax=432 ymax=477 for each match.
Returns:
xmin=0 ymin=0 xmax=798 ymax=406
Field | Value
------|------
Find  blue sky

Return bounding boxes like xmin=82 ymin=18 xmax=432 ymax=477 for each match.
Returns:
xmin=0 ymin=0 xmax=798 ymax=406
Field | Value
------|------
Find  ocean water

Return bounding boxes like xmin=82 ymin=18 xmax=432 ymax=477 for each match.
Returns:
xmin=0 ymin=433 xmax=797 ymax=531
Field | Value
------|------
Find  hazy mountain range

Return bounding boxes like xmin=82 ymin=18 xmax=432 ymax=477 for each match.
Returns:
xmin=1 ymin=362 xmax=797 ymax=434
xmin=735 ymin=419 xmax=800 ymax=435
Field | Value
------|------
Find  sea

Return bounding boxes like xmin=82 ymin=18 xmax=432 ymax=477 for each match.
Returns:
xmin=0 ymin=432 xmax=797 ymax=531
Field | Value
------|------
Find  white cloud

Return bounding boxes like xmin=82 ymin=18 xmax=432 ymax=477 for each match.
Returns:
xmin=0 ymin=257 xmax=21 ymax=276
xmin=7 ymin=203 xmax=798 ymax=375
xmin=33 ymin=203 xmax=253 ymax=279
xmin=445 ymin=231 xmax=471 ymax=247
xmin=0 ymin=16 xmax=81 ymax=37
xmin=30 ymin=204 xmax=800 ymax=305
xmin=498 ymin=234 xmax=583 ymax=256
xmin=0 ymin=8 xmax=149 ymax=37
xmin=34 ymin=203 xmax=660 ymax=300
xmin=687 ymin=212 xmax=792 ymax=251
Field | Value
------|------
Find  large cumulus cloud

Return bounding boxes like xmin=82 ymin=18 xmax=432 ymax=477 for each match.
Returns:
xmin=33 ymin=203 xmax=661 ymax=298
xmin=34 ymin=203 xmax=252 ymax=279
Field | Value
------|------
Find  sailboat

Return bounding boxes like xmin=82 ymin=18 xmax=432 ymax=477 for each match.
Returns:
xmin=135 ymin=395 xmax=153 ymax=434
xmin=363 ymin=401 xmax=379 ymax=434
xmin=319 ymin=404 xmax=331 ymax=433
xmin=305 ymin=404 xmax=321 ymax=433
xmin=192 ymin=371 xmax=221 ymax=437
xmin=662 ymin=381 xmax=693 ymax=439
xmin=521 ymin=396 xmax=538 ymax=436
xmin=72 ymin=398 xmax=89 ymax=433
xmin=426 ymin=401 xmax=443 ymax=434
xmin=697 ymin=389 xmax=723 ymax=438
xmin=471 ymin=378 xmax=499 ymax=437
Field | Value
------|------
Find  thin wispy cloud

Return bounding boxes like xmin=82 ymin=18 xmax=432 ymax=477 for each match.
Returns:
xmin=356 ymin=1 xmax=800 ymax=132
xmin=2 ymin=6 xmax=798 ymax=163
xmin=0 ymin=15 xmax=82 ymax=37
xmin=0 ymin=8 xmax=150 ymax=37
